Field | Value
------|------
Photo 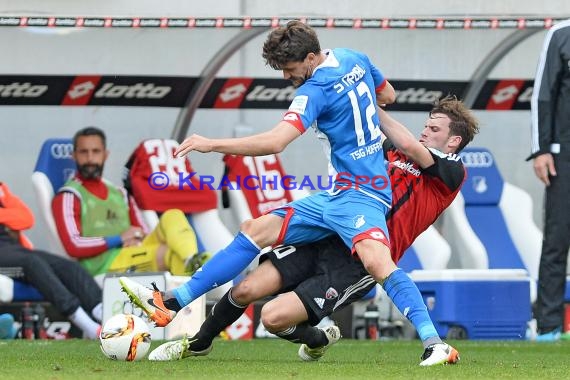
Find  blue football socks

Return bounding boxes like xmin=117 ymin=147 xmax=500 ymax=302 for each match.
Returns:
xmin=383 ymin=268 xmax=441 ymax=347
xmin=173 ymin=232 xmax=260 ymax=307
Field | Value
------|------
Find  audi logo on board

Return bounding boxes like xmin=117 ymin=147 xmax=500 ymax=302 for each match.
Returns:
xmin=50 ymin=143 xmax=73 ymax=159
xmin=460 ymin=151 xmax=494 ymax=168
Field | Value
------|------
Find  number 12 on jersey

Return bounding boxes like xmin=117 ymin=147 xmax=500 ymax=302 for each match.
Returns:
xmin=347 ymin=82 xmax=381 ymax=147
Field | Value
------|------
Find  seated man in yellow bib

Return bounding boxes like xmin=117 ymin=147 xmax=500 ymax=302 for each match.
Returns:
xmin=52 ymin=127 xmax=207 ymax=276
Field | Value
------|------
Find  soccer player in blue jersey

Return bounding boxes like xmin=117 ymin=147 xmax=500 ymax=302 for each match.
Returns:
xmin=121 ymin=20 xmax=458 ymax=365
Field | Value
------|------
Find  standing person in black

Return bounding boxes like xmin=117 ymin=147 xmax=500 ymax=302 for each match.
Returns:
xmin=528 ymin=19 xmax=570 ymax=341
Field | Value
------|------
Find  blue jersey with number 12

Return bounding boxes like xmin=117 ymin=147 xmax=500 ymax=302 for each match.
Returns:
xmin=283 ymin=48 xmax=391 ymax=207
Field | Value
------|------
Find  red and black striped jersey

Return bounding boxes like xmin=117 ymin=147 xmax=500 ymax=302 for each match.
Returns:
xmin=383 ymin=139 xmax=466 ymax=262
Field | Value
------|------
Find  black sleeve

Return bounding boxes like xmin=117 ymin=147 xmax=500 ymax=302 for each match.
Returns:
xmin=528 ymin=25 xmax=566 ymax=160
xmin=422 ymin=148 xmax=465 ymax=191
xmin=382 ymin=138 xmax=395 ymax=160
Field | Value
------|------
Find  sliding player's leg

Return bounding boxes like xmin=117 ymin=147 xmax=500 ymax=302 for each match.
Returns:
xmin=120 ymin=213 xmax=285 ymax=326
xmin=147 ymin=253 xmax=290 ymax=361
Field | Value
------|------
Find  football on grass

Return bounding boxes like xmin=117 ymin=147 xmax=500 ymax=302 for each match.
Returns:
xmin=99 ymin=314 xmax=151 ymax=361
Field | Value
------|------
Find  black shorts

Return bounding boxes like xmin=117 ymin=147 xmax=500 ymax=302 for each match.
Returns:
xmin=263 ymin=235 xmax=376 ymax=325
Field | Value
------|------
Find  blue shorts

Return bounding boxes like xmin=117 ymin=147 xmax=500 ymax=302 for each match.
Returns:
xmin=270 ymin=190 xmax=390 ymax=251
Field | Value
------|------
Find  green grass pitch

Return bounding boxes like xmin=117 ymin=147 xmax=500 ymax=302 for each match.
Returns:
xmin=2 ymin=338 xmax=570 ymax=379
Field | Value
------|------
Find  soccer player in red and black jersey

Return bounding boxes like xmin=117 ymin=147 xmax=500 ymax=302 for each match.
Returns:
xmin=383 ymin=101 xmax=470 ymax=265
xmin=139 ymin=96 xmax=479 ymax=366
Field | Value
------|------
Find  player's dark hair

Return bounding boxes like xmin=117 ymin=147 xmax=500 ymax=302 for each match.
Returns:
xmin=430 ymin=95 xmax=479 ymax=153
xmin=262 ymin=20 xmax=321 ymax=70
xmin=73 ymin=126 xmax=107 ymax=150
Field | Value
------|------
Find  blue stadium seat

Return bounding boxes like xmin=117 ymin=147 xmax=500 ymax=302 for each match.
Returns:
xmin=31 ymin=138 xmax=75 ymax=255
xmin=460 ymin=148 xmax=527 ymax=270
xmin=441 ymin=147 xmax=542 ymax=300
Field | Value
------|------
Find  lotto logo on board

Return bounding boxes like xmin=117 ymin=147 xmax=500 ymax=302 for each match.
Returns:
xmin=486 ymin=80 xmax=525 ymax=110
xmin=214 ymin=78 xmax=253 ymax=108
xmin=62 ymin=76 xmax=102 ymax=105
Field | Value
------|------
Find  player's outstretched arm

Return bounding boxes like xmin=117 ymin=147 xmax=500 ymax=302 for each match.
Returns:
xmin=377 ymin=107 xmax=434 ymax=168
xmin=376 ymin=80 xmax=396 ymax=106
xmin=175 ymin=121 xmax=301 ymax=158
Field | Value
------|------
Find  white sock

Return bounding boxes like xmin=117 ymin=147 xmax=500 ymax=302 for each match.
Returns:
xmin=91 ymin=303 xmax=103 ymax=323
xmin=68 ymin=307 xmax=100 ymax=339
xmin=0 ymin=274 xmax=14 ymax=303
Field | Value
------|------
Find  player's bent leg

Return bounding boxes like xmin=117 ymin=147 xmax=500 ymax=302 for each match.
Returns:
xmin=231 ymin=260 xmax=283 ymax=305
xmin=178 ymin=260 xmax=286 ymax=355
xmin=354 ymin=238 xmax=397 ymax=280
xmin=188 ymin=288 xmax=249 ymax=353
xmin=298 ymin=325 xmax=341 ymax=362
xmin=119 ymin=277 xmax=176 ymax=327
xmin=261 ymin=292 xmax=308 ymax=332
xmin=162 ymin=214 xmax=285 ymax=309
xmin=419 ymin=343 xmax=460 ymax=366
xmin=261 ymin=292 xmax=341 ymax=361
xmin=148 ymin=335 xmax=213 ymax=361
xmin=240 ymin=213 xmax=285 ymax=248
xmin=171 ymin=222 xmax=275 ymax=307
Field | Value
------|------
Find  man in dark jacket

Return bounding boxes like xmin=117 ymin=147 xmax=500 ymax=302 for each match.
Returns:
xmin=528 ymin=19 xmax=570 ymax=341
